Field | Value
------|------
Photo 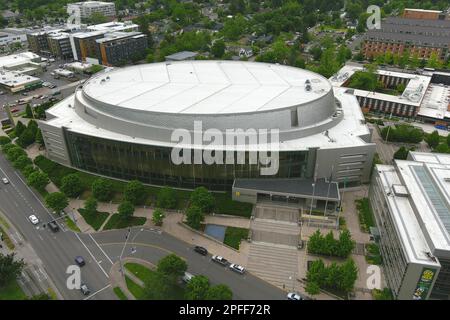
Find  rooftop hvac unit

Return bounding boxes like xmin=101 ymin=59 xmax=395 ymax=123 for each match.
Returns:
xmin=392 ymin=184 xmax=409 ymax=197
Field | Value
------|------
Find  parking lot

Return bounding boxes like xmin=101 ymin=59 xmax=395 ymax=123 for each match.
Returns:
xmin=0 ymin=57 xmax=89 ymax=119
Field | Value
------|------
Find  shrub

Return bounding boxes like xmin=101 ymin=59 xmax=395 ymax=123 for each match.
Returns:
xmin=152 ymin=208 xmax=165 ymax=226
xmin=0 ymin=136 xmax=11 ymax=145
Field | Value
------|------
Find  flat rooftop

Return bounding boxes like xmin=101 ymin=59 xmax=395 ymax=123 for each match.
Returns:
xmin=0 ymin=52 xmax=40 ymax=69
xmin=376 ymin=164 xmax=441 ymax=266
xmin=417 ymin=83 xmax=450 ymax=120
xmin=330 ymin=64 xmax=432 ymax=106
xmin=388 ymin=155 xmax=450 ymax=258
xmin=44 ymin=86 xmax=372 ymax=152
xmin=0 ymin=69 xmax=41 ymax=87
xmin=83 ymin=61 xmax=332 ymax=115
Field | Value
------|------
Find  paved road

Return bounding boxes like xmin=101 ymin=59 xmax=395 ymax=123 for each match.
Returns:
xmin=91 ymin=228 xmax=286 ymax=300
xmin=0 ymin=153 xmax=115 ymax=300
xmin=0 ymin=152 xmax=286 ymax=300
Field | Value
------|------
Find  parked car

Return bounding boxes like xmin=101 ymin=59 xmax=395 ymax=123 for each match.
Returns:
xmin=80 ymin=283 xmax=90 ymax=295
xmin=211 ymin=255 xmax=228 ymax=266
xmin=75 ymin=256 xmax=86 ymax=267
xmin=287 ymin=292 xmax=303 ymax=300
xmin=10 ymin=108 xmax=19 ymax=113
xmin=182 ymin=272 xmax=194 ymax=283
xmin=193 ymin=246 xmax=208 ymax=256
xmin=229 ymin=263 xmax=245 ymax=274
xmin=2 ymin=177 xmax=9 ymax=184
xmin=28 ymin=215 xmax=39 ymax=225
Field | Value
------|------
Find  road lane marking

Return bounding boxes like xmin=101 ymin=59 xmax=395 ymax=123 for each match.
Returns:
xmin=74 ymin=233 xmax=109 ymax=279
xmin=99 ymin=242 xmax=174 ymax=255
xmin=83 ymin=284 xmax=111 ymax=300
xmin=89 ymin=234 xmax=113 ymax=265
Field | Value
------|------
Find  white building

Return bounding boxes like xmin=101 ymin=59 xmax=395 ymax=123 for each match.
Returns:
xmin=0 ymin=28 xmax=31 ymax=47
xmin=38 ymin=61 xmax=375 ymax=192
xmin=67 ymin=1 xmax=116 ymax=19
xmin=370 ymin=151 xmax=450 ymax=299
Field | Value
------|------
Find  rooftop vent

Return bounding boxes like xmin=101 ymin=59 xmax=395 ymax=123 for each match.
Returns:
xmin=392 ymin=184 xmax=409 ymax=197
xmin=305 ymin=79 xmax=312 ymax=91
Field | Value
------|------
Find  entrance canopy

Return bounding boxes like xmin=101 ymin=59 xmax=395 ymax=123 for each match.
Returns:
xmin=233 ymin=178 xmax=340 ymax=202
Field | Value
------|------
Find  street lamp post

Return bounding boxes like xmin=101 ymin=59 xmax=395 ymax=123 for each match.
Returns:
xmin=308 ymin=183 xmax=315 ymax=226
xmin=119 ymin=228 xmax=131 ymax=278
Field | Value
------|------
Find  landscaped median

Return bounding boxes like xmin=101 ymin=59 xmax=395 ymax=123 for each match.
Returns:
xmin=120 ymin=254 xmax=233 ymax=300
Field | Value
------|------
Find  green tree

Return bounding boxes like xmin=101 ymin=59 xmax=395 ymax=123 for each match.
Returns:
xmin=307 ymin=229 xmax=323 ymax=255
xmin=35 ymin=129 xmax=44 ymax=146
xmin=205 ymin=284 xmax=233 ymax=300
xmin=186 ymin=205 xmax=204 ymax=230
xmin=6 ymin=145 xmax=26 ymax=162
xmin=45 ymin=192 xmax=68 ymax=214
xmin=143 ymin=272 xmax=172 ymax=300
xmin=25 ymin=104 xmax=33 ymax=118
xmin=157 ymin=254 xmax=187 ymax=281
xmin=152 ymin=208 xmax=165 ymax=226
xmin=338 ymin=259 xmax=358 ymax=293
xmin=87 ymin=12 xmax=107 ymax=24
xmin=118 ymin=200 xmax=134 ymax=219
xmin=323 ymin=231 xmax=336 ymax=256
xmin=185 ymin=275 xmax=210 ymax=300
xmin=61 ymin=173 xmax=83 ymax=198
xmin=15 ymin=121 xmax=26 ymax=137
xmin=427 ymin=51 xmax=443 ymax=69
xmin=156 ymin=187 xmax=177 ymax=209
xmin=348 ymin=70 xmax=378 ymax=91
xmin=0 ymin=253 xmax=25 ymax=287
xmin=92 ymin=178 xmax=113 ymax=201
xmin=123 ymin=180 xmax=146 ymax=205
xmin=190 ymin=187 xmax=215 ymax=213
xmin=27 ymin=171 xmax=49 ymax=191
xmin=18 ymin=128 xmax=36 ymax=147
xmin=84 ymin=196 xmax=98 ymax=213
xmin=13 ymin=155 xmax=32 ymax=170
xmin=22 ymin=164 xmax=37 ymax=178
xmin=393 ymin=146 xmax=409 ymax=160
xmin=426 ymin=130 xmax=440 ymax=149
xmin=211 ymin=39 xmax=225 ymax=58
xmin=337 ymin=229 xmax=355 ymax=258
xmin=435 ymin=143 xmax=450 ymax=153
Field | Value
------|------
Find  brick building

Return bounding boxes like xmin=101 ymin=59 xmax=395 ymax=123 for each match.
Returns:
xmin=362 ymin=17 xmax=450 ymax=61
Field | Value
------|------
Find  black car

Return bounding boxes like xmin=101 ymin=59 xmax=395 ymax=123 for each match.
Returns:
xmin=48 ymin=221 xmax=59 ymax=232
xmin=75 ymin=256 xmax=85 ymax=267
xmin=194 ymin=246 xmax=208 ymax=256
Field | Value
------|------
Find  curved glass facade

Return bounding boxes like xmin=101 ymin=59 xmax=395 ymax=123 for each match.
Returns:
xmin=64 ymin=130 xmax=309 ymax=191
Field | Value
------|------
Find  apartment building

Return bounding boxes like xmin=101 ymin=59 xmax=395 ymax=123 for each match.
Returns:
xmin=67 ymin=1 xmax=116 ymax=20
xmin=362 ymin=17 xmax=450 ymax=60
xmin=95 ymin=32 xmax=147 ymax=66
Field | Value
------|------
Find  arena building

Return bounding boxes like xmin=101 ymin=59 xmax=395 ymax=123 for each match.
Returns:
xmin=38 ymin=61 xmax=375 ymax=192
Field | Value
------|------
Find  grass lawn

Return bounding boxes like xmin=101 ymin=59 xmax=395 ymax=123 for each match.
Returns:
xmin=214 ymin=193 xmax=253 ymax=217
xmin=124 ymin=263 xmax=185 ymax=300
xmin=355 ymin=198 xmax=375 ymax=233
xmin=125 ymin=276 xmax=146 ymax=300
xmin=223 ymin=227 xmax=249 ymax=250
xmin=113 ymin=287 xmax=128 ymax=300
xmin=65 ymin=216 xmax=81 ymax=232
xmin=0 ymin=225 xmax=15 ymax=250
xmin=102 ymin=214 xmax=146 ymax=230
xmin=78 ymin=208 xmax=109 ymax=231
xmin=0 ymin=280 xmax=27 ymax=300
